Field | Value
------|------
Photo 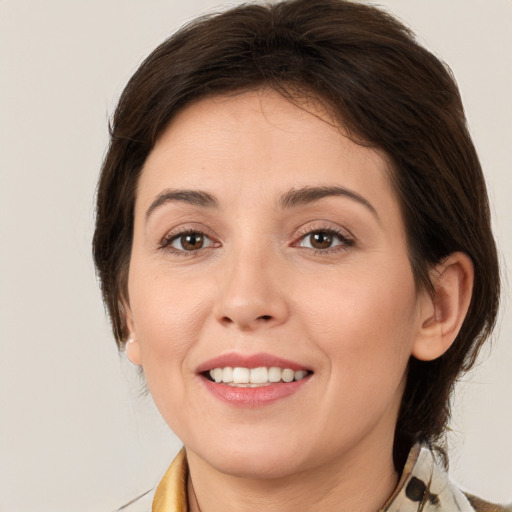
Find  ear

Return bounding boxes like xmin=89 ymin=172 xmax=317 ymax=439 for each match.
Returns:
xmin=123 ymin=301 xmax=142 ymax=366
xmin=412 ymin=252 xmax=474 ymax=361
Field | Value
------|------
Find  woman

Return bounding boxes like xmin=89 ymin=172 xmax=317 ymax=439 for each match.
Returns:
xmin=93 ymin=0 xmax=508 ymax=510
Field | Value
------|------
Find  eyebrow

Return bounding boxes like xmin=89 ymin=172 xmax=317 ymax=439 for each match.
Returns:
xmin=279 ymin=185 xmax=378 ymax=217
xmin=145 ymin=189 xmax=218 ymax=221
xmin=145 ymin=185 xmax=378 ymax=221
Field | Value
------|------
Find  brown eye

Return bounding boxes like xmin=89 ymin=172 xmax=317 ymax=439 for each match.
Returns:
xmin=309 ymin=232 xmax=333 ymax=249
xmin=181 ymin=233 xmax=204 ymax=250
xmin=170 ymin=232 xmax=213 ymax=251
xmin=297 ymin=230 xmax=349 ymax=251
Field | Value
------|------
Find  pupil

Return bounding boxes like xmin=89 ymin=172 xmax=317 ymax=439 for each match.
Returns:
xmin=312 ymin=232 xmax=332 ymax=249
xmin=183 ymin=233 xmax=203 ymax=250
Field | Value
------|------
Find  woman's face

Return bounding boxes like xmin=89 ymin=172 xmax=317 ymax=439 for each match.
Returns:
xmin=126 ymin=90 xmax=430 ymax=478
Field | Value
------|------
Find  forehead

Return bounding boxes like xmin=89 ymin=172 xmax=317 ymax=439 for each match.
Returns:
xmin=136 ymin=89 xmax=399 ymax=217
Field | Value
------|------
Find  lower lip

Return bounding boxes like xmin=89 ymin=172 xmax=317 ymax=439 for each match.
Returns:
xmin=201 ymin=376 xmax=310 ymax=407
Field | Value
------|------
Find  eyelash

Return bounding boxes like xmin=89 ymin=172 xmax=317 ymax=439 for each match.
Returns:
xmin=158 ymin=229 xmax=218 ymax=256
xmin=292 ymin=226 xmax=355 ymax=254
xmin=158 ymin=226 xmax=355 ymax=256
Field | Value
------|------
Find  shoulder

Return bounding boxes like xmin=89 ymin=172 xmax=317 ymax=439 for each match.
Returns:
xmin=114 ymin=449 xmax=187 ymax=512
xmin=464 ymin=493 xmax=512 ymax=512
xmin=113 ymin=488 xmax=156 ymax=512
xmin=385 ymin=444 xmax=511 ymax=512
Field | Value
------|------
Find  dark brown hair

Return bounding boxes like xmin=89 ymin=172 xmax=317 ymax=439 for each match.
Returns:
xmin=93 ymin=0 xmax=500 ymax=462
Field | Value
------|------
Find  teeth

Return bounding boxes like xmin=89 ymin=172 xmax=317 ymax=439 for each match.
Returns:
xmin=212 ymin=368 xmax=223 ymax=383
xmin=268 ymin=367 xmax=282 ymax=383
xmin=233 ymin=367 xmax=249 ymax=384
xmin=208 ymin=366 xmax=309 ymax=386
xmin=250 ymin=367 xmax=268 ymax=384
xmin=282 ymin=369 xmax=294 ymax=382
xmin=222 ymin=367 xmax=233 ymax=383
xmin=294 ymin=370 xmax=307 ymax=380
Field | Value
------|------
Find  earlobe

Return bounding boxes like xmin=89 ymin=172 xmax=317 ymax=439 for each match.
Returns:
xmin=123 ymin=302 xmax=143 ymax=366
xmin=412 ymin=252 xmax=474 ymax=362
xmin=125 ymin=337 xmax=142 ymax=366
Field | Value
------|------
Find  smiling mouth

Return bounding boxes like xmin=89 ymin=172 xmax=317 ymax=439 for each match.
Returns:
xmin=203 ymin=366 xmax=312 ymax=387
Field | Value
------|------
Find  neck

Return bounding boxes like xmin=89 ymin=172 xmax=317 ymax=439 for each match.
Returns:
xmin=186 ymin=435 xmax=399 ymax=512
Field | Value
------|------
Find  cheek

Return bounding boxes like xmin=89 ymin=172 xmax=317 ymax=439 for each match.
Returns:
xmin=127 ymin=267 xmax=213 ymax=427
xmin=128 ymin=263 xmax=211 ymax=365
xmin=269 ymin=264 xmax=418 ymax=455
xmin=295 ymin=262 xmax=418 ymax=375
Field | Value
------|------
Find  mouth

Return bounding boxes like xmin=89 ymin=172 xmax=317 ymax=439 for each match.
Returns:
xmin=197 ymin=353 xmax=313 ymax=406
xmin=203 ymin=366 xmax=312 ymax=387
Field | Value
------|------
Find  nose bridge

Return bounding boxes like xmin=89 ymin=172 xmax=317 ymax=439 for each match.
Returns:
xmin=214 ymin=236 xmax=289 ymax=330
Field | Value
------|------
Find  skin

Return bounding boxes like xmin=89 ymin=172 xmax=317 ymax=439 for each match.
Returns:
xmin=124 ymin=90 xmax=473 ymax=512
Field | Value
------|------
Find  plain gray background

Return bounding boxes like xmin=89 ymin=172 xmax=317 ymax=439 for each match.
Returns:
xmin=1 ymin=1 xmax=511 ymax=510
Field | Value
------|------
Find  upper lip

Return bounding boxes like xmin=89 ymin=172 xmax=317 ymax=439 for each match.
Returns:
xmin=196 ymin=352 xmax=312 ymax=373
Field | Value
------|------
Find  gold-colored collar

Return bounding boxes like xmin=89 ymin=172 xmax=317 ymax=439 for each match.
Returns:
xmin=153 ymin=448 xmax=188 ymax=512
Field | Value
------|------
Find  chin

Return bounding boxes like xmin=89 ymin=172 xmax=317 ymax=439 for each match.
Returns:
xmin=214 ymin=454 xmax=305 ymax=480
xmin=189 ymin=437 xmax=309 ymax=480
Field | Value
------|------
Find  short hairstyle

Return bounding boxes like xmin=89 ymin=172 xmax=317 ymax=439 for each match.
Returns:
xmin=93 ymin=0 xmax=500 ymax=463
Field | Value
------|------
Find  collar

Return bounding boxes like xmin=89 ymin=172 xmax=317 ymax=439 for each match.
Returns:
xmin=380 ymin=444 xmax=475 ymax=511
xmin=152 ymin=444 xmax=477 ymax=512
xmin=152 ymin=449 xmax=188 ymax=512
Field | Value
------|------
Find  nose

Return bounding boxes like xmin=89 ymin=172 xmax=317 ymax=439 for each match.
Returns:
xmin=213 ymin=247 xmax=289 ymax=331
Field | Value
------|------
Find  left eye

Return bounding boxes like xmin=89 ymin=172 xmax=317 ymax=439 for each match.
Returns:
xmin=298 ymin=230 xmax=345 ymax=250
xmin=169 ymin=232 xmax=214 ymax=251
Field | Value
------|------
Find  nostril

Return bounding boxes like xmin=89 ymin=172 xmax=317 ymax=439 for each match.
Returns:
xmin=258 ymin=315 xmax=272 ymax=321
